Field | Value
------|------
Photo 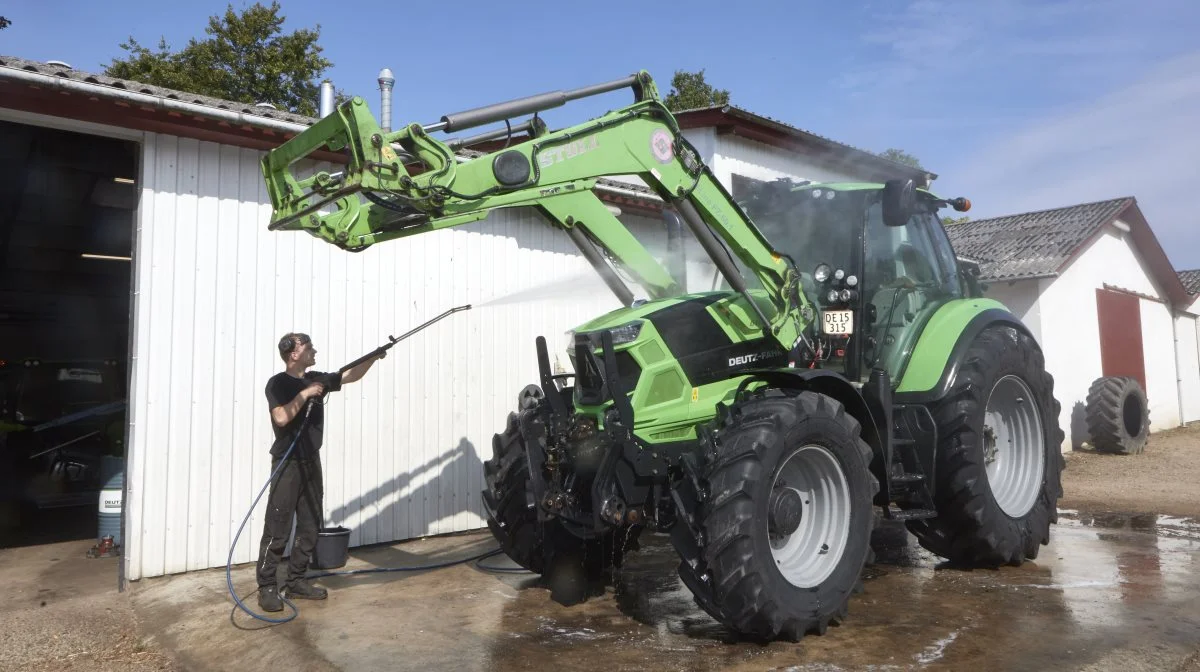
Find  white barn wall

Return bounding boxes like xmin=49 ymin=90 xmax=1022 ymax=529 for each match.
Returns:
xmin=1176 ymin=313 xmax=1200 ymax=424
xmin=712 ymin=134 xmax=860 ymax=187
xmin=978 ymin=279 xmax=1044 ymax=345
xmin=1035 ymin=225 xmax=1180 ymax=452
xmin=126 ymin=133 xmax=645 ymax=580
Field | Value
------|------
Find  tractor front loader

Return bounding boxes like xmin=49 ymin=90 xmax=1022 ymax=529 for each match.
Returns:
xmin=259 ymin=71 xmax=1065 ymax=642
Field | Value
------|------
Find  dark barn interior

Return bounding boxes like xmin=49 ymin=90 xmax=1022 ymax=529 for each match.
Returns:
xmin=0 ymin=118 xmax=137 ymax=548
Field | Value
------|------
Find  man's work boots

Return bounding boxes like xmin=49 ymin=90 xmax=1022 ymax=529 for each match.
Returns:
xmin=258 ymin=585 xmax=283 ymax=612
xmin=284 ymin=579 xmax=327 ymax=600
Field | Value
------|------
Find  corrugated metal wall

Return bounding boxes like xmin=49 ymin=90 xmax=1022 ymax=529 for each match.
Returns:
xmin=125 ymin=133 xmax=669 ymax=580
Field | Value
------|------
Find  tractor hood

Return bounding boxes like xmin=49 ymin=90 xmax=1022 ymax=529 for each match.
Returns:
xmin=569 ymin=289 xmax=777 ymax=343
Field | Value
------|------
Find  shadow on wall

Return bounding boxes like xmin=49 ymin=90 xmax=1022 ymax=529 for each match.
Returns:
xmin=325 ymin=436 xmax=486 ymax=547
xmin=1071 ymin=401 xmax=1090 ymax=450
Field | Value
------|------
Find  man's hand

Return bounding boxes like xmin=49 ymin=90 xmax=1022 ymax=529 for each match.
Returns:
xmin=271 ymin=383 xmax=325 ymax=427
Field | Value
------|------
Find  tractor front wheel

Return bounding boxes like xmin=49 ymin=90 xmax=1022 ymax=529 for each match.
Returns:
xmin=907 ymin=325 xmax=1065 ymax=567
xmin=679 ymin=391 xmax=878 ymax=642
xmin=481 ymin=390 xmax=639 ymax=599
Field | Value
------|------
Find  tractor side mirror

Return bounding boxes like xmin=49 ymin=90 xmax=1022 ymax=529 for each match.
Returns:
xmin=882 ymin=179 xmax=916 ymax=228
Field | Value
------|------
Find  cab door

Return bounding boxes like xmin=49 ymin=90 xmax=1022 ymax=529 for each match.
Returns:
xmin=859 ymin=201 xmax=964 ymax=385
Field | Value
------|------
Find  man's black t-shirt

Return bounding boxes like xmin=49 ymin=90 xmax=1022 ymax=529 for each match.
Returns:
xmin=264 ymin=370 xmax=342 ymax=458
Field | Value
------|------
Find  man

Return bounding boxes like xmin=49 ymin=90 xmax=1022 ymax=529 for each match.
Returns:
xmin=256 ymin=332 xmax=382 ymax=612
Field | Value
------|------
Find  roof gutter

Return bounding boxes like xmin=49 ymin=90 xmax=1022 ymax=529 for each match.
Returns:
xmin=0 ymin=62 xmax=313 ymax=135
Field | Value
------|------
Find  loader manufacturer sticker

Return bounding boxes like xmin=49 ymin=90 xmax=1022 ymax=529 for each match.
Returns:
xmin=650 ymin=129 xmax=674 ymax=164
xmin=538 ymin=136 xmax=600 ymax=168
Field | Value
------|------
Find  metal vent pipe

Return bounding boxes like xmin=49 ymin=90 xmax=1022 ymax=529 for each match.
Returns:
xmin=378 ymin=68 xmax=395 ymax=132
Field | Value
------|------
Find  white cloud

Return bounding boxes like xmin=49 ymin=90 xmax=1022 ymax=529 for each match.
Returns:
xmin=945 ymin=50 xmax=1200 ymax=269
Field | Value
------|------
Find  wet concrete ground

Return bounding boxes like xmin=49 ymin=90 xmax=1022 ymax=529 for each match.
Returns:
xmin=128 ymin=507 xmax=1200 ymax=671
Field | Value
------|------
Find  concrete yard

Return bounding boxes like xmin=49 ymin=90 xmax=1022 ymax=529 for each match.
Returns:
xmin=3 ymin=424 xmax=1199 ymax=671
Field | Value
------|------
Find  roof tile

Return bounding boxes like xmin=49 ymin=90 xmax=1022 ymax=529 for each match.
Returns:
xmin=0 ymin=54 xmax=318 ymax=126
xmin=944 ymin=197 xmax=1132 ymax=281
xmin=1179 ymin=269 xmax=1200 ymax=296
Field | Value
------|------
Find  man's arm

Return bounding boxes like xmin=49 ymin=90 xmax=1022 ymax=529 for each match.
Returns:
xmin=340 ymin=352 xmax=384 ymax=385
xmin=269 ymin=382 xmax=323 ymax=427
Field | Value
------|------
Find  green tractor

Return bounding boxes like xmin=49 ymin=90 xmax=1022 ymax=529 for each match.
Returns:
xmin=260 ymin=71 xmax=1064 ymax=641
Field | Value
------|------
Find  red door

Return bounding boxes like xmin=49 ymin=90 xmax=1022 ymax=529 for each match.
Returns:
xmin=1095 ymin=288 xmax=1147 ymax=392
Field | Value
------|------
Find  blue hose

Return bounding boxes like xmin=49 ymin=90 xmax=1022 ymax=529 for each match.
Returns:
xmin=225 ymin=402 xmax=525 ymax=625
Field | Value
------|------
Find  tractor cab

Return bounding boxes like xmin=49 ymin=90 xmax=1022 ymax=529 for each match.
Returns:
xmin=738 ymin=179 xmax=971 ymax=385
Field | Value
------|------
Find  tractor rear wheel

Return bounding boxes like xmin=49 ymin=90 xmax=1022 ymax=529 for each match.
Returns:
xmin=1085 ymin=376 xmax=1150 ymax=454
xmin=907 ymin=325 xmax=1065 ymax=567
xmin=679 ymin=391 xmax=878 ymax=642
xmin=481 ymin=390 xmax=639 ymax=596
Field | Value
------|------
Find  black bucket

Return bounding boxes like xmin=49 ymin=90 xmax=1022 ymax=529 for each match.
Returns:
xmin=311 ymin=526 xmax=351 ymax=569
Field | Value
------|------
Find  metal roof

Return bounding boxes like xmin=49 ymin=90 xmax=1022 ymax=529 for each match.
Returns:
xmin=944 ymin=197 xmax=1133 ymax=281
xmin=1179 ymin=269 xmax=1200 ymax=296
xmin=0 ymin=54 xmax=317 ymax=127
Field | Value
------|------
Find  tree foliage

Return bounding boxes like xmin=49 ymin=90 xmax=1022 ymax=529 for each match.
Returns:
xmin=663 ymin=69 xmax=731 ymax=111
xmin=103 ymin=2 xmax=346 ymax=116
xmin=878 ymin=148 xmax=923 ymax=169
xmin=942 ymin=216 xmax=971 ymax=226
xmin=0 ymin=16 xmax=10 ymax=30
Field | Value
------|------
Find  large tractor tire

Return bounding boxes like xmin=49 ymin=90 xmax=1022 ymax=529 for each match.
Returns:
xmin=679 ymin=391 xmax=878 ymax=642
xmin=907 ymin=325 xmax=1065 ymax=567
xmin=1085 ymin=376 xmax=1150 ymax=455
xmin=481 ymin=387 xmax=639 ymax=594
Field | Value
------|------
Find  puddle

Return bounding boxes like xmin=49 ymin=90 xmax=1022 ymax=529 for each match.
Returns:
xmin=294 ymin=511 xmax=1200 ymax=671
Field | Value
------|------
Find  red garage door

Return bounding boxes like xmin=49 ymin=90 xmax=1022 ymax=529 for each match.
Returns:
xmin=1095 ymin=288 xmax=1147 ymax=392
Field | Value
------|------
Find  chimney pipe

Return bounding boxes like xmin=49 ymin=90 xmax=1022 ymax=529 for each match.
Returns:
xmin=378 ymin=67 xmax=395 ymax=132
xmin=319 ymin=80 xmax=335 ymax=118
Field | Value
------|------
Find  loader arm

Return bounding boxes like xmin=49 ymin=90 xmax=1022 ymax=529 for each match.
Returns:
xmin=261 ymin=71 xmax=807 ymax=343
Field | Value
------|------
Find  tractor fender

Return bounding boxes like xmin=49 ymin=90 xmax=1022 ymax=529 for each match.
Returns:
xmin=733 ymin=368 xmax=884 ymax=465
xmin=893 ymin=300 xmax=1036 ymax=405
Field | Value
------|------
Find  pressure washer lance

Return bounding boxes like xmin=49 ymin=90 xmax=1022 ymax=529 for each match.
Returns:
xmin=224 ymin=303 xmax=518 ymax=626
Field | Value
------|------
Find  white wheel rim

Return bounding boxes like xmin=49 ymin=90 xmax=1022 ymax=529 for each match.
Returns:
xmin=767 ymin=444 xmax=853 ymax=589
xmin=983 ymin=375 xmax=1045 ymax=518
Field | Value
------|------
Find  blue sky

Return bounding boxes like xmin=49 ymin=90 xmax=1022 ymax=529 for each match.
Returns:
xmin=3 ymin=0 xmax=1198 ymax=270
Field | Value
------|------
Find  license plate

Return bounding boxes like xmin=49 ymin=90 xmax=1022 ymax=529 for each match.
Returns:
xmin=822 ymin=309 xmax=854 ymax=335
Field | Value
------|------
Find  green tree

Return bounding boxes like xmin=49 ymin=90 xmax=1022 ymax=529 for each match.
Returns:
xmin=878 ymin=148 xmax=923 ymax=169
xmin=663 ymin=69 xmax=731 ymax=111
xmin=942 ymin=216 xmax=971 ymax=226
xmin=103 ymin=2 xmax=346 ymax=116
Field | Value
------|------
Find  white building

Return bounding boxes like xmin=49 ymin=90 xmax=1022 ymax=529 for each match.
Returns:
xmin=946 ymin=199 xmax=1200 ymax=451
xmin=0 ymin=56 xmax=928 ymax=581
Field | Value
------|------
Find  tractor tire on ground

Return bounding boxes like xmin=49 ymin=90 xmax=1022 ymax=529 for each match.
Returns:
xmin=1085 ymin=376 xmax=1150 ymax=455
xmin=481 ymin=393 xmax=639 ymax=586
xmin=680 ymin=391 xmax=878 ymax=642
xmin=907 ymin=325 xmax=1065 ymax=567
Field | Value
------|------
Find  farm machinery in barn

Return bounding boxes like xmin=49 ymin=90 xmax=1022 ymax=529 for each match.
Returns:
xmin=258 ymin=71 xmax=1065 ymax=641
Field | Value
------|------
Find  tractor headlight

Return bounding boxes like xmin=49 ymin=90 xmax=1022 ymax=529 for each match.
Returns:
xmin=814 ymin=263 xmax=831 ymax=283
xmin=605 ymin=320 xmax=644 ymax=345
xmin=577 ymin=320 xmax=644 ymax=347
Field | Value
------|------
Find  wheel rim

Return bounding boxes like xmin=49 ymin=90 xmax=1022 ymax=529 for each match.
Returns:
xmin=983 ymin=375 xmax=1045 ymax=518
xmin=767 ymin=444 xmax=853 ymax=589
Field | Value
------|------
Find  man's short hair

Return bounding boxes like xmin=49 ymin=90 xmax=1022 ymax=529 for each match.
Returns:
xmin=278 ymin=332 xmax=311 ymax=362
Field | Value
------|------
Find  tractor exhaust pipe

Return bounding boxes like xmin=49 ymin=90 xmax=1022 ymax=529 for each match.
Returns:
xmin=663 ymin=208 xmax=687 ymax=290
xmin=426 ymin=74 xmax=642 ymax=134
xmin=672 ymin=199 xmax=774 ymax=334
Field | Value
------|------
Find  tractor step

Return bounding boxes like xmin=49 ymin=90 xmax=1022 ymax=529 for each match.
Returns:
xmin=884 ymin=506 xmax=938 ymax=521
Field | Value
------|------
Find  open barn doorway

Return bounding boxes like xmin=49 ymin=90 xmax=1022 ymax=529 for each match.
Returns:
xmin=0 ymin=118 xmax=137 ymax=549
